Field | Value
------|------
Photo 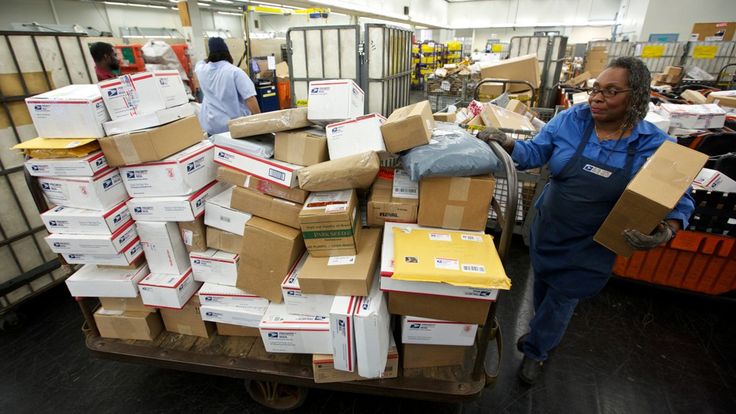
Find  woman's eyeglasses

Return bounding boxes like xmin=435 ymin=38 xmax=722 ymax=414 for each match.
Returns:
xmin=586 ymin=87 xmax=632 ymax=98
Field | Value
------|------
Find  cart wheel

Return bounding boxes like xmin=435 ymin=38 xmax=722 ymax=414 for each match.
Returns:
xmin=0 ymin=311 xmax=22 ymax=332
xmin=245 ymin=380 xmax=308 ymax=411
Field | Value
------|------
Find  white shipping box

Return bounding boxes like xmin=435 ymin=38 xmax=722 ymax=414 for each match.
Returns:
xmin=102 ymin=103 xmax=196 ymax=135
xmin=25 ymin=151 xmax=108 ymax=177
xmin=307 ymin=79 xmax=364 ymax=122
xmin=153 ymin=70 xmax=188 ymax=108
xmin=46 ymin=220 xmax=138 ymax=254
xmin=200 ymin=304 xmax=264 ymax=327
xmin=329 ymin=295 xmax=357 ymax=372
xmin=65 ymin=263 xmax=149 ymax=298
xmin=693 ymin=168 xmax=736 ymax=193
xmin=136 ymin=221 xmax=191 ymax=275
xmin=259 ymin=303 xmax=332 ymax=354
xmin=41 ymin=201 xmax=131 ymax=235
xmin=138 ymin=268 xmax=200 ymax=309
xmin=25 ymin=84 xmax=109 ymax=138
xmin=214 ymin=145 xmax=301 ymax=188
xmin=62 ymin=238 xmax=144 ymax=266
xmin=281 ymin=254 xmax=334 ymax=316
xmin=660 ymin=103 xmax=726 ymax=129
xmin=98 ymin=72 xmax=166 ymax=121
xmin=127 ymin=181 xmax=227 ymax=221
xmin=354 ymin=274 xmax=391 ymax=378
xmin=120 ymin=141 xmax=215 ymax=197
xmin=401 ymin=316 xmax=478 ymax=346
xmin=190 ymin=249 xmax=239 ymax=286
xmin=197 ymin=282 xmax=269 ymax=313
xmin=326 ymin=114 xmax=387 ymax=160
xmin=38 ymin=169 xmax=129 ymax=211
xmin=205 ymin=186 xmax=252 ymax=235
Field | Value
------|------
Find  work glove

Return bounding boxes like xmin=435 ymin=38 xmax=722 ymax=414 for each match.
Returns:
xmin=477 ymin=127 xmax=514 ymax=152
xmin=623 ymin=222 xmax=676 ymax=250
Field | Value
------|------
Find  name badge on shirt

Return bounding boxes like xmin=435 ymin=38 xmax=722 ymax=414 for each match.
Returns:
xmin=583 ymin=164 xmax=613 ymax=178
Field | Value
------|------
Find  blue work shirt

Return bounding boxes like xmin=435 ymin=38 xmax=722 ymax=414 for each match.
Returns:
xmin=512 ymin=104 xmax=695 ymax=227
xmin=195 ymin=60 xmax=256 ymax=135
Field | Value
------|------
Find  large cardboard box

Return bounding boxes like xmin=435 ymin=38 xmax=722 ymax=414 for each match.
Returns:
xmin=418 ymin=176 xmax=495 ymax=231
xmin=681 ymin=89 xmax=708 ymax=105
xmin=231 ymin=187 xmax=302 ymax=229
xmin=94 ymin=308 xmax=163 ymax=341
xmin=119 ymin=141 xmax=216 ymax=197
xmin=274 ymin=126 xmax=329 ymax=166
xmin=98 ymin=72 xmax=166 ymax=121
xmin=135 ymin=221 xmax=191 ymax=275
xmin=190 ymin=249 xmax=239 ymax=286
xmin=160 ymin=295 xmax=215 ymax=338
xmin=312 ymin=337 xmax=398 ymax=383
xmin=198 ymin=282 xmax=269 ymax=313
xmin=102 ymin=103 xmax=195 ymax=135
xmin=41 ymin=201 xmax=131 ymax=235
xmin=367 ymin=169 xmax=418 ymax=227
xmin=380 ymin=101 xmax=434 ymax=153
xmin=46 ymin=220 xmax=138 ymax=255
xmin=296 ymin=152 xmax=380 ymax=191
xmin=177 ymin=216 xmax=207 ymax=253
xmin=298 ymin=189 xmax=361 ymax=257
xmin=98 ymin=116 xmax=204 ymax=167
xmin=153 ymin=70 xmax=189 ymax=107
xmin=389 ymin=291 xmax=491 ymax=325
xmin=216 ymin=323 xmax=260 ymax=337
xmin=99 ymin=296 xmax=150 ymax=313
xmin=307 ymin=79 xmax=364 ymax=122
xmin=138 ymin=268 xmax=200 ymax=309
xmin=354 ymin=275 xmax=391 ymax=378
xmin=62 ymin=238 xmax=144 ymax=266
xmin=298 ymin=229 xmax=381 ymax=297
xmin=584 ymin=47 xmax=608 ymax=77
xmin=26 ymin=84 xmax=109 ymax=138
xmin=66 ymin=263 xmax=149 ymax=297
xmin=259 ymin=303 xmax=332 ymax=354
xmin=238 ymin=217 xmax=305 ymax=302
xmin=479 ymin=55 xmax=540 ymax=92
xmin=480 ymin=104 xmax=534 ymax=131
xmin=477 ymin=82 xmax=506 ymax=99
xmin=38 ymin=169 xmax=129 ymax=211
xmin=433 ymin=112 xmax=456 ymax=122
xmin=326 ymin=114 xmax=387 ymax=160
xmin=205 ymin=186 xmax=252 ymax=235
xmin=228 ymin=107 xmax=311 ymax=138
xmin=329 ymin=295 xmax=357 ymax=372
xmin=25 ymin=151 xmax=108 ymax=177
xmin=217 ymin=166 xmax=309 ymax=204
xmin=214 ymin=144 xmax=301 ymax=188
xmin=127 ymin=181 xmax=227 ymax=222
xmin=402 ymin=343 xmax=468 ymax=369
xmin=281 ymin=253 xmax=334 ymax=316
xmin=594 ymin=141 xmax=708 ymax=256
xmin=706 ymin=90 xmax=736 ymax=108
xmin=206 ymin=227 xmax=243 ymax=254
xmin=401 ymin=316 xmax=477 ymax=346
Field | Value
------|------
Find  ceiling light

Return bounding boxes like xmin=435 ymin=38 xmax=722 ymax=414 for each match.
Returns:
xmin=198 ymin=2 xmax=209 ymax=6
xmin=215 ymin=0 xmax=234 ymax=3
xmin=218 ymin=11 xmax=242 ymax=16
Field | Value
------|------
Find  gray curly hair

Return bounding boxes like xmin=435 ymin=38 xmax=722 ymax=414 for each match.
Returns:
xmin=606 ymin=57 xmax=651 ymax=130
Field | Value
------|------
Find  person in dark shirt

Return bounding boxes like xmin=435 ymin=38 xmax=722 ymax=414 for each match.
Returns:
xmin=89 ymin=42 xmax=120 ymax=81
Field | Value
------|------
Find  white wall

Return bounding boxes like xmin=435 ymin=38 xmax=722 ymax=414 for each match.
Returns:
xmin=639 ymin=0 xmax=736 ymax=41
xmin=256 ymin=13 xmax=352 ymax=35
xmin=469 ymin=25 xmax=612 ymax=51
xmin=448 ymin=0 xmax=619 ymax=28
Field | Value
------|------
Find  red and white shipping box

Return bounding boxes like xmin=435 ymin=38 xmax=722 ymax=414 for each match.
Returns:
xmin=401 ymin=316 xmax=478 ymax=346
xmin=205 ymin=186 xmax=252 ymax=235
xmin=325 ymin=114 xmax=386 ymax=160
xmin=354 ymin=274 xmax=391 ymax=378
xmin=329 ymin=295 xmax=357 ymax=372
xmin=152 ymin=70 xmax=188 ymax=108
xmin=127 ymin=181 xmax=228 ymax=221
xmin=25 ymin=151 xmax=108 ymax=177
xmin=38 ymin=169 xmax=129 ymax=211
xmin=259 ymin=303 xmax=332 ymax=354
xmin=197 ymin=282 xmax=269 ymax=313
xmin=190 ymin=249 xmax=239 ymax=286
xmin=65 ymin=263 xmax=149 ymax=298
xmin=61 ymin=238 xmax=144 ymax=266
xmin=136 ymin=221 xmax=191 ymax=275
xmin=307 ymin=79 xmax=364 ymax=122
xmin=25 ymin=84 xmax=109 ymax=138
xmin=281 ymin=253 xmax=334 ymax=316
xmin=46 ymin=219 xmax=137 ymax=254
xmin=138 ymin=268 xmax=200 ymax=309
xmin=214 ymin=144 xmax=301 ymax=188
xmin=98 ymin=72 xmax=166 ymax=121
xmin=41 ymin=200 xmax=131 ymax=235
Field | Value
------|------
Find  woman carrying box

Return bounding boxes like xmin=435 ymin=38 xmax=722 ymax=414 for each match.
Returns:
xmin=479 ymin=57 xmax=695 ymax=385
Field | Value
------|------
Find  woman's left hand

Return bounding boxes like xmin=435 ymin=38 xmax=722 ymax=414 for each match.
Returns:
xmin=623 ymin=222 xmax=675 ymax=250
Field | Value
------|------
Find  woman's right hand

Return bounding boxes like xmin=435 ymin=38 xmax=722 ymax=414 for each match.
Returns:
xmin=477 ymin=127 xmax=514 ymax=153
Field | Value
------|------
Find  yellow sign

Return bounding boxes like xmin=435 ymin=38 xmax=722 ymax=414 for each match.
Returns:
xmin=641 ymin=45 xmax=665 ymax=58
xmin=491 ymin=44 xmax=503 ymax=53
xmin=693 ymin=45 xmax=718 ymax=59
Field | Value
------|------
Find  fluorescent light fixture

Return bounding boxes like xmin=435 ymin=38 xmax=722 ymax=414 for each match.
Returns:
xmin=215 ymin=0 xmax=234 ymax=3
xmin=104 ymin=1 xmax=167 ymax=8
xmin=198 ymin=2 xmax=209 ymax=5
xmin=169 ymin=0 xmax=180 ymax=3
xmin=253 ymin=1 xmax=287 ymax=7
xmin=218 ymin=11 xmax=242 ymax=16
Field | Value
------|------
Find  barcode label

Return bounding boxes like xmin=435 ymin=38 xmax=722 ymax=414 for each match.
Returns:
xmin=325 ymin=204 xmax=347 ymax=213
xmin=461 ymin=234 xmax=483 ymax=242
xmin=392 ymin=169 xmax=419 ymax=199
xmin=220 ymin=216 xmax=231 ymax=223
xmin=462 ymin=264 xmax=486 ymax=273
xmin=429 ymin=233 xmax=452 ymax=242
xmin=434 ymin=258 xmax=459 ymax=270
xmin=328 ymin=256 xmax=356 ymax=266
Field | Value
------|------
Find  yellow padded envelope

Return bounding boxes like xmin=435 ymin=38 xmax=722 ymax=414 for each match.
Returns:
xmin=12 ymin=137 xmax=99 ymax=159
xmin=392 ymin=228 xmax=511 ymax=290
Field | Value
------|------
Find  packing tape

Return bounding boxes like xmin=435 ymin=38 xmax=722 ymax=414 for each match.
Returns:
xmin=442 ymin=205 xmax=465 ymax=229
xmin=116 ymin=133 xmax=140 ymax=165
xmin=447 ymin=177 xmax=471 ymax=201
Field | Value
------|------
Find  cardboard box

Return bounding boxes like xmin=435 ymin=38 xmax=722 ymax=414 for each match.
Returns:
xmin=99 ymin=296 xmax=150 ymax=313
xmin=190 ymin=249 xmax=239 ymax=286
xmin=119 ymin=141 xmax=216 ymax=197
xmin=706 ymin=90 xmax=736 ymax=108
xmin=138 ymin=268 xmax=200 ymax=309
xmin=211 ymin=131 xmax=274 ymax=159
xmin=94 ymin=308 xmax=163 ymax=341
xmin=663 ymin=66 xmax=683 ymax=84
xmin=216 ymin=323 xmax=260 ymax=337
xmin=46 ymin=220 xmax=137 ymax=255
xmin=178 ymin=216 xmax=207 ymax=252
xmin=297 ymin=152 xmax=380 ymax=191
xmin=99 ymin=72 xmax=166 ymax=121
xmin=505 ymin=99 xmax=530 ymax=116
xmin=433 ymin=112 xmax=456 ymax=122
xmin=206 ymin=227 xmax=243 ymax=254
xmin=313 ymin=336 xmax=398 ymax=383
xmin=102 ymin=103 xmax=195 ymax=136
xmin=198 ymin=282 xmax=269 ymax=313
xmin=401 ymin=316 xmax=477 ymax=346
xmin=26 ymin=84 xmax=109 ymax=138
xmin=136 ymin=221 xmax=191 ymax=275
xmin=380 ymin=101 xmax=434 ymax=153
xmin=681 ymin=89 xmax=707 ymax=104
xmin=566 ymin=71 xmax=592 ymax=87
xmin=62 ymin=238 xmax=144 ymax=266
xmin=298 ymin=228 xmax=381 ymax=296
xmin=38 ymin=169 xmax=129 ymax=211
xmin=238 ymin=217 xmax=305 ymax=302
xmin=231 ymin=186 xmax=302 ymax=229
xmin=367 ymin=169 xmax=418 ymax=227
xmin=480 ymin=104 xmax=534 ymax=131
xmin=41 ymin=201 xmax=131 ymax=235
xmin=25 ymin=151 xmax=108 ymax=177
xmin=65 ymin=263 xmax=149 ymax=297
xmin=329 ymin=295 xmax=357 ymax=372
xmin=354 ymin=275 xmax=391 ymax=378
xmin=584 ymin=47 xmax=608 ymax=77
xmin=259 ymin=303 xmax=332 ymax=354
xmin=326 ymin=114 xmax=387 ymax=160
xmin=228 ymin=107 xmax=311 ymax=138
xmin=691 ymin=22 xmax=736 ymax=41
xmin=214 ymin=144 xmax=301 ymax=188
xmin=644 ymin=111 xmax=670 ymax=133
xmin=274 ymin=127 xmax=328 ymax=166
xmin=205 ymin=186 xmax=253 ymax=235
xmin=200 ymin=303 xmax=265 ymax=327
xmin=479 ymin=55 xmax=540 ymax=92
xmin=594 ymin=141 xmax=708 ymax=257
xmin=217 ymin=166 xmax=309 ymax=205
xmin=477 ymin=82 xmax=506 ymax=99
xmin=281 ymin=253 xmax=335 ymax=316
xmin=307 ymin=79 xmax=364 ymax=122
xmin=389 ymin=291 xmax=491 ymax=325
xmin=127 ymin=181 xmax=227 ymax=222
xmin=418 ymin=175 xmax=495 ymax=231
xmin=402 ymin=343 xmax=468 ymax=369
xmin=693 ymin=168 xmax=736 ymax=193
xmin=99 ymin=116 xmax=204 ymax=167
xmin=160 ymin=295 xmax=215 ymax=338
xmin=298 ymin=189 xmax=361 ymax=257
xmin=153 ymin=70 xmax=188 ymax=108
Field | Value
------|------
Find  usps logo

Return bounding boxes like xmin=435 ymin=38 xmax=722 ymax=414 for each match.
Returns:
xmin=102 ymin=178 xmax=114 ymax=189
xmin=118 ymin=234 xmax=129 ymax=243
xmin=204 ymin=296 xmax=213 ymax=302
xmin=205 ymin=311 xmax=216 ymax=317
xmin=53 ymin=242 xmax=62 ymax=248
xmin=410 ymin=324 xmax=421 ymax=329
xmin=196 ymin=199 xmax=204 ymax=208
xmin=193 ymin=259 xmax=201 ymax=265
xmin=186 ymin=162 xmax=195 ymax=173
xmin=67 ymin=254 xmax=80 ymax=259
xmin=31 ymin=165 xmax=41 ymax=171
xmin=107 ymin=89 xmax=118 ymax=97
xmin=268 ymin=332 xmax=279 ymax=338
xmin=126 ymin=171 xmax=136 ymax=179
xmin=286 ymin=291 xmax=296 ymax=296
xmin=34 ymin=105 xmax=44 ymax=111
xmin=131 ymin=244 xmax=141 ymax=253
xmin=314 ymin=316 xmax=326 ymax=321
xmin=49 ymin=220 xmax=59 ymax=227
xmin=96 ymin=158 xmax=105 ymax=167
xmin=134 ymin=207 xmax=143 ymax=213
xmin=113 ymin=214 xmax=122 ymax=224
xmin=41 ymin=183 xmax=51 ymax=190
xmin=478 ymin=290 xmax=491 ymax=297
xmin=159 ymin=78 xmax=169 ymax=86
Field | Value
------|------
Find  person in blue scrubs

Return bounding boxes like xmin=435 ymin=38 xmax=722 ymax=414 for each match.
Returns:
xmin=195 ymin=37 xmax=260 ymax=135
xmin=479 ymin=57 xmax=694 ymax=384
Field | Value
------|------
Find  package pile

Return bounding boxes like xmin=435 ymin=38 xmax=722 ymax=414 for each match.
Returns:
xmin=652 ymin=66 xmax=684 ymax=86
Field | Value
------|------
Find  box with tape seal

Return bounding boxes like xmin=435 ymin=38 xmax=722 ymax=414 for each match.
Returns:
xmin=418 ymin=175 xmax=495 ymax=232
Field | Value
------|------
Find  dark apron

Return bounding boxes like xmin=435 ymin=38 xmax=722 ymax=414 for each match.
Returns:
xmin=530 ymin=121 xmax=637 ymax=298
